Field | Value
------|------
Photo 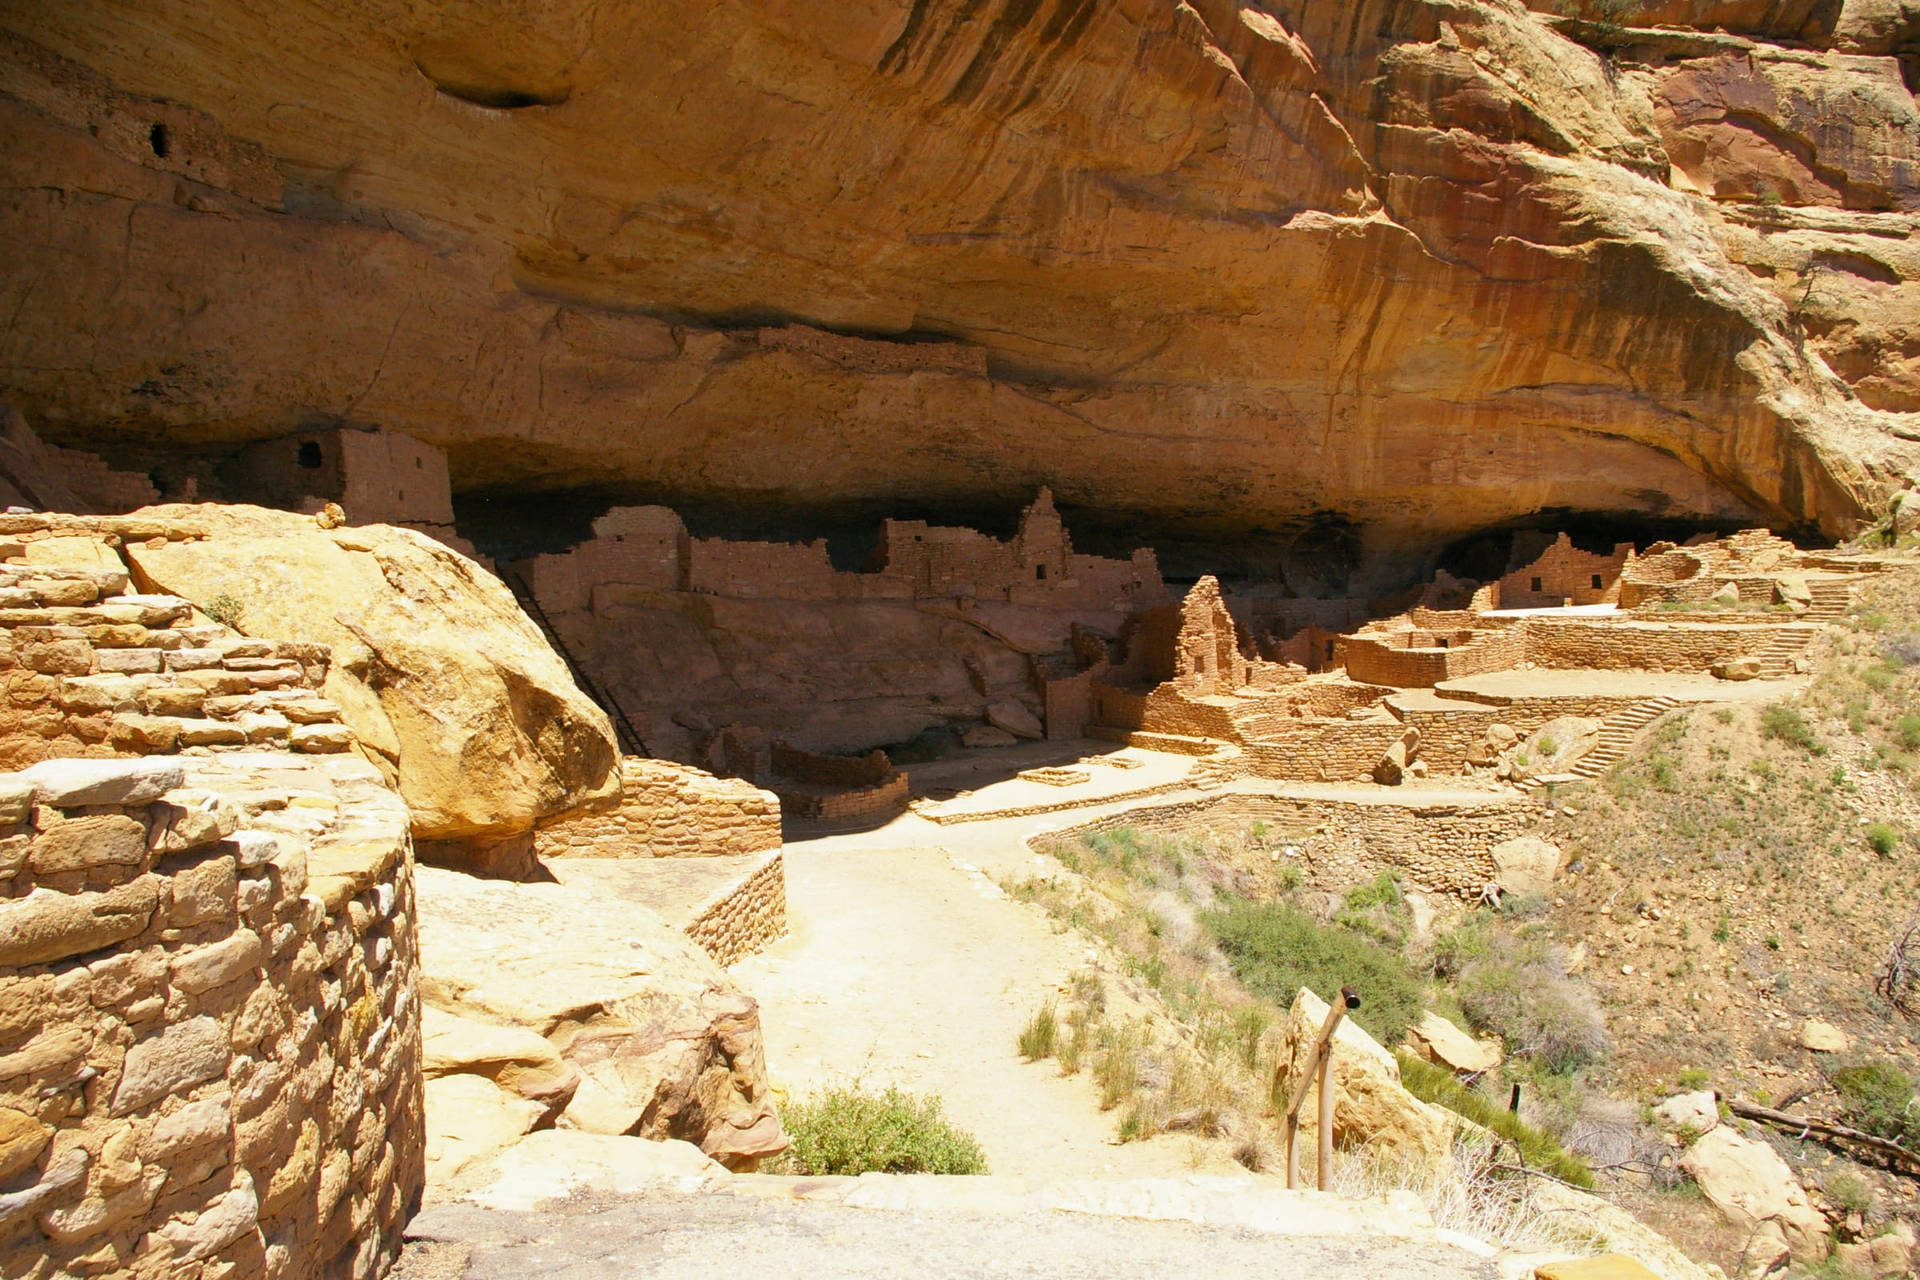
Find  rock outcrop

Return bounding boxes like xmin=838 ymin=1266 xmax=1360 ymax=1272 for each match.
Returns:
xmin=1679 ymin=1127 xmax=1830 ymax=1267
xmin=123 ymin=505 xmax=618 ymax=871
xmin=1278 ymin=989 xmax=1455 ymax=1176
xmin=2 ymin=4 xmax=1919 ymax=581
xmin=413 ymin=866 xmax=786 ymax=1171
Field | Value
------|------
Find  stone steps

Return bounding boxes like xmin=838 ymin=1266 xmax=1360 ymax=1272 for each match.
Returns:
xmin=1569 ymin=697 xmax=1681 ymax=778
xmin=0 ymin=541 xmax=357 ymax=763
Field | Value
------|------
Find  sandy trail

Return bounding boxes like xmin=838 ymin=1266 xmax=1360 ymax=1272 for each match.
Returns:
xmin=731 ymin=811 xmax=1237 ymax=1180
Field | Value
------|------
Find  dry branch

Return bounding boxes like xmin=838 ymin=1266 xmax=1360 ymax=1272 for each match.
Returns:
xmin=1728 ymin=1099 xmax=1920 ymax=1176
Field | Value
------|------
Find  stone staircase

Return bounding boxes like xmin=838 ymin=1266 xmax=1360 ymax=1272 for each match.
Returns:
xmin=1569 ymin=696 xmax=1682 ymax=780
xmin=1804 ymin=577 xmax=1853 ymax=621
xmin=0 ymin=544 xmax=358 ymax=764
xmin=1753 ymin=623 xmax=1822 ymax=679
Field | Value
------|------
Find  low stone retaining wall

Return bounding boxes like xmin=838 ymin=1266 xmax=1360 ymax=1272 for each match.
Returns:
xmin=1034 ymin=790 xmax=1539 ymax=897
xmin=533 ymin=757 xmax=780 ymax=859
xmin=682 ymin=849 xmax=787 ymax=967
xmin=0 ymin=752 xmax=422 ymax=1280
xmin=777 ymin=772 xmax=909 ymax=821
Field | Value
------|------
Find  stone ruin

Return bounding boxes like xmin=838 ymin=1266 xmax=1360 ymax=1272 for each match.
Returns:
xmin=511 ymin=490 xmax=1172 ymax=781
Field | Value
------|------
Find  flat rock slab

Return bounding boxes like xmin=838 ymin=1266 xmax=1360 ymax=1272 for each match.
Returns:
xmin=401 ymin=1186 xmax=1498 ymax=1280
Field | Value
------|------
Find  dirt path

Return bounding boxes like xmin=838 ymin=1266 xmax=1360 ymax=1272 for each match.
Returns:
xmin=732 ymin=817 xmax=1237 ymax=1180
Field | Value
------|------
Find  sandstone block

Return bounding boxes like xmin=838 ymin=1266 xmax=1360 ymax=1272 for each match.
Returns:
xmin=22 ymin=576 xmax=100 ymax=607
xmin=1406 ymin=1011 xmax=1500 ymax=1074
xmin=177 ymin=720 xmax=248 ymax=747
xmin=1711 ymin=656 xmax=1762 ymax=680
xmin=0 ymin=877 xmax=159 ymax=967
xmin=0 ymin=1106 xmax=51 ymax=1181
xmin=112 ymin=1015 xmax=228 ymax=1115
xmin=1798 ymin=1018 xmax=1850 ymax=1052
xmin=1774 ymin=576 xmax=1812 ymax=608
xmin=38 ymin=1163 xmax=164 ymax=1243
xmin=149 ymin=788 xmax=241 ymax=855
xmin=291 ymin=723 xmax=355 ymax=753
xmin=1652 ymin=1091 xmax=1718 ymax=1134
xmin=108 ymin=713 xmax=182 ymax=753
xmin=1679 ymin=1127 xmax=1828 ymax=1265
xmin=168 ymin=856 xmax=238 ymax=927
xmin=19 ymin=758 xmax=184 ymax=807
xmin=424 ymin=1073 xmax=543 ymax=1185
xmin=166 ymin=648 xmax=222 ymax=671
xmin=141 ymin=685 xmax=207 ymax=716
xmin=1492 ymin=836 xmax=1563 ymax=897
xmin=0 ymin=1026 xmax=90 ymax=1082
xmin=55 ymin=673 xmax=138 ymax=714
xmin=19 ymin=638 xmax=91 ymax=674
xmin=170 ymin=929 xmax=264 ymax=995
xmin=153 ymin=1168 xmax=259 ymax=1263
xmin=0 ymin=780 xmax=33 ymax=825
xmin=140 ymin=1095 xmax=234 ymax=1170
xmin=28 ymin=813 xmax=149 ymax=876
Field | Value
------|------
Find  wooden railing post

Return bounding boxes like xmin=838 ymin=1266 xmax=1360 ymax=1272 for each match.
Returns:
xmin=1281 ymin=986 xmax=1361 ymax=1190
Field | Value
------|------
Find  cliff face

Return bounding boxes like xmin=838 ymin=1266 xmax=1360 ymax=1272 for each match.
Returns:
xmin=1 ymin=1 xmax=1918 ymax=572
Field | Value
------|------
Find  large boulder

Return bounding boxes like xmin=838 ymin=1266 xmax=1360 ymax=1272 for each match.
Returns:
xmin=1679 ymin=1128 xmax=1829 ymax=1267
xmin=1406 ymin=1011 xmax=1501 ymax=1075
xmin=1277 ymin=989 xmax=1454 ymax=1177
xmin=1490 ymin=836 xmax=1565 ymax=898
xmin=414 ymin=866 xmax=786 ymax=1170
xmin=124 ymin=505 xmax=618 ymax=870
xmin=1504 ymin=718 xmax=1601 ymax=781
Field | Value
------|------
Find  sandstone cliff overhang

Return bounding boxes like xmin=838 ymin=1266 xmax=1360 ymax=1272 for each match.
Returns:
xmin=2 ymin=3 xmax=1919 ymax=561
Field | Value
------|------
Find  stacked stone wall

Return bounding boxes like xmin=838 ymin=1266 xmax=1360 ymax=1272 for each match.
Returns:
xmin=0 ymin=753 xmax=422 ymax=1280
xmin=779 ymin=772 xmax=910 ymax=820
xmin=533 ymin=758 xmax=780 ymax=860
xmin=1519 ymin=618 xmax=1766 ymax=670
xmin=1400 ymin=694 xmax=1646 ymax=772
xmin=681 ymin=849 xmax=787 ymax=967
xmin=1239 ymin=720 xmax=1411 ymax=782
xmin=1037 ymin=791 xmax=1538 ymax=897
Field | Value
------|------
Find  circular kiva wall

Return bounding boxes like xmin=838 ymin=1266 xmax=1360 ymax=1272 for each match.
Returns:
xmin=0 ymin=752 xmax=423 ymax=1280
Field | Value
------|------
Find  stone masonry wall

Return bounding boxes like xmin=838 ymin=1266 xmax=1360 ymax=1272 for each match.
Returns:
xmin=681 ymin=849 xmax=787 ymax=967
xmin=1037 ymin=791 xmax=1539 ymax=897
xmin=1519 ymin=618 xmax=1768 ymax=670
xmin=0 ymin=752 xmax=423 ymax=1280
xmin=1239 ymin=720 xmax=1413 ymax=783
xmin=1400 ymin=694 xmax=1647 ymax=772
xmin=532 ymin=757 xmax=781 ymax=860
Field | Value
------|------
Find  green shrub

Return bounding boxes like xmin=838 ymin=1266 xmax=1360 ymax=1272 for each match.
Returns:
xmin=204 ymin=593 xmax=244 ymax=628
xmin=1344 ymin=871 xmax=1403 ymax=911
xmin=1395 ymin=1052 xmax=1594 ymax=1188
xmin=768 ymin=1087 xmax=988 ymax=1175
xmin=1897 ymin=715 xmax=1920 ymax=751
xmin=1018 ymin=1003 xmax=1058 ymax=1061
xmin=1203 ymin=898 xmax=1425 ymax=1044
xmin=1761 ymin=704 xmax=1824 ymax=754
xmin=1866 ymin=822 xmax=1902 ymax=857
xmin=1455 ymin=945 xmax=1609 ymax=1072
xmin=1678 ymin=1067 xmax=1710 ymax=1090
xmin=1830 ymin=1061 xmax=1917 ymax=1146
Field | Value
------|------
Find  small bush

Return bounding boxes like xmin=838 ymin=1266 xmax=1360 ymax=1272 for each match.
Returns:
xmin=1093 ymin=1020 xmax=1145 ymax=1110
xmin=1677 ymin=1067 xmax=1709 ymax=1090
xmin=1830 ymin=1061 xmax=1917 ymax=1146
xmin=1456 ymin=946 xmax=1609 ymax=1072
xmin=1866 ymin=823 xmax=1902 ymax=857
xmin=1896 ymin=715 xmax=1920 ymax=751
xmin=1824 ymin=1171 xmax=1874 ymax=1217
xmin=1883 ymin=632 xmax=1920 ymax=667
xmin=1761 ymin=704 xmax=1824 ymax=754
xmin=1396 ymin=1052 xmax=1594 ymax=1188
xmin=1204 ymin=898 xmax=1426 ymax=1044
xmin=204 ymin=593 xmax=244 ymax=628
xmin=1345 ymin=871 xmax=1403 ymax=911
xmin=1018 ymin=1003 xmax=1058 ymax=1062
xmin=770 ymin=1087 xmax=988 ymax=1175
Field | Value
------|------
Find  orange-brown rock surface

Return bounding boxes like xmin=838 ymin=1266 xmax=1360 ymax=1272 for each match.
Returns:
xmin=1 ymin=2 xmax=1918 ymax=566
